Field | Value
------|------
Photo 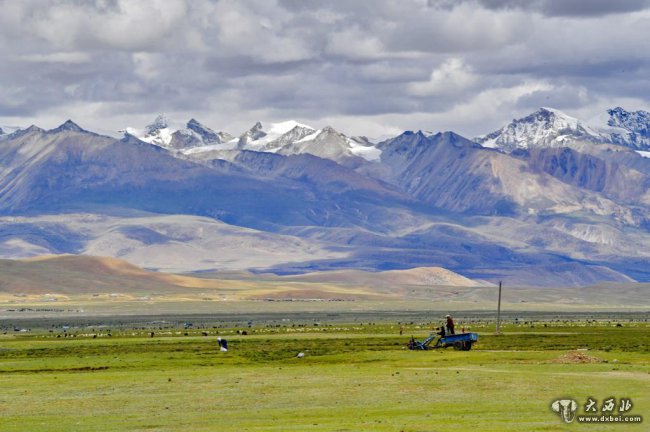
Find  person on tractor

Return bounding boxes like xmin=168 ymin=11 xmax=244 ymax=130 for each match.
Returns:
xmin=446 ymin=315 xmax=455 ymax=335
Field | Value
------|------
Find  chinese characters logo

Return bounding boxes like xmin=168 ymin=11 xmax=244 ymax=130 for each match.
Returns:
xmin=551 ymin=396 xmax=641 ymax=424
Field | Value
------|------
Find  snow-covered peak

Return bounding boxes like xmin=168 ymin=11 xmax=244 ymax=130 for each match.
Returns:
xmin=266 ymin=125 xmax=316 ymax=150
xmin=238 ymin=120 xmax=315 ymax=151
xmin=238 ymin=122 xmax=267 ymax=147
xmin=119 ymin=115 xmax=177 ymax=147
xmin=0 ymin=126 xmax=11 ymax=136
xmin=602 ymin=107 xmax=650 ymax=150
xmin=187 ymin=118 xmax=215 ymax=139
xmin=137 ymin=115 xmax=173 ymax=147
xmin=475 ymin=107 xmax=608 ymax=152
xmin=120 ymin=127 xmax=140 ymax=137
xmin=269 ymin=120 xmax=313 ymax=136
xmin=0 ymin=125 xmax=17 ymax=139
xmin=182 ymin=120 xmax=318 ymax=158
xmin=122 ymin=115 xmax=235 ymax=150
xmin=186 ymin=118 xmax=232 ymax=144
xmin=144 ymin=115 xmax=169 ymax=135
xmin=121 ymin=119 xmax=167 ymax=146
xmin=607 ymin=107 xmax=649 ymax=130
xmin=278 ymin=125 xmax=382 ymax=163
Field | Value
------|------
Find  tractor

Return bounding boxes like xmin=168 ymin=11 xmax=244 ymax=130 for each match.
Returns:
xmin=407 ymin=332 xmax=478 ymax=351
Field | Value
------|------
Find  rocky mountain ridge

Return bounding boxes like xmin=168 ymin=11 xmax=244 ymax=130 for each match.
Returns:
xmin=1 ymin=109 xmax=650 ymax=286
xmin=476 ymin=107 xmax=650 ymax=152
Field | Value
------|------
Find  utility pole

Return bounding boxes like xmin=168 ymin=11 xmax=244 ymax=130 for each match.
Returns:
xmin=496 ymin=281 xmax=502 ymax=334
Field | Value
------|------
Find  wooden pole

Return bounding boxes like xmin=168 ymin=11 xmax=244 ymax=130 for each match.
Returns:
xmin=496 ymin=281 xmax=502 ymax=334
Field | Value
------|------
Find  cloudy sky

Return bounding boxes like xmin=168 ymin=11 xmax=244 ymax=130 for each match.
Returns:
xmin=1 ymin=0 xmax=649 ymax=138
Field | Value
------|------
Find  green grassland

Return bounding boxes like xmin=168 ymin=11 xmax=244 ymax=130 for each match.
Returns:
xmin=1 ymin=320 xmax=648 ymax=431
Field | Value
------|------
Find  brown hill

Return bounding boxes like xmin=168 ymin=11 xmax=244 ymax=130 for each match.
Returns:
xmin=0 ymin=255 xmax=185 ymax=295
xmin=280 ymin=267 xmax=487 ymax=288
xmin=0 ymin=255 xmax=386 ymax=301
xmin=1 ymin=255 xmax=649 ymax=308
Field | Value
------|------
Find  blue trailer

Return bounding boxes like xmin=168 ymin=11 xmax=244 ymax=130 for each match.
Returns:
xmin=407 ymin=332 xmax=478 ymax=351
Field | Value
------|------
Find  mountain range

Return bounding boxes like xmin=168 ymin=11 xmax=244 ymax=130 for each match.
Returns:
xmin=1 ymin=106 xmax=649 ymax=287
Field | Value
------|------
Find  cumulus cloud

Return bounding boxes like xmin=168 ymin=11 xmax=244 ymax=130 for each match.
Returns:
xmin=0 ymin=0 xmax=648 ymax=138
xmin=408 ymin=58 xmax=478 ymax=96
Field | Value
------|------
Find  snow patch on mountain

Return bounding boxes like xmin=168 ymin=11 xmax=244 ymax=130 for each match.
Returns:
xmin=181 ymin=140 xmax=239 ymax=155
xmin=348 ymin=136 xmax=382 ymax=161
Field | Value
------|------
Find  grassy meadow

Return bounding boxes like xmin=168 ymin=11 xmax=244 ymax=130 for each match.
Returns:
xmin=1 ymin=319 xmax=648 ymax=431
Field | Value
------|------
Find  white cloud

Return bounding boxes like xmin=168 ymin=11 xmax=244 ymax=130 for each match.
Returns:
xmin=408 ymin=58 xmax=478 ymax=96
xmin=0 ymin=0 xmax=648 ymax=138
xmin=132 ymin=53 xmax=163 ymax=80
xmin=18 ymin=52 xmax=91 ymax=64
xmin=326 ymin=28 xmax=387 ymax=60
xmin=449 ymin=81 xmax=555 ymax=118
xmin=211 ymin=0 xmax=314 ymax=63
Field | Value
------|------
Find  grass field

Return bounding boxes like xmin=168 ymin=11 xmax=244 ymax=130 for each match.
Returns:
xmin=0 ymin=319 xmax=648 ymax=431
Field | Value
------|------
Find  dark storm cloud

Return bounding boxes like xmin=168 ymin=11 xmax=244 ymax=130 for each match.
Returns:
xmin=435 ymin=0 xmax=650 ymax=17
xmin=0 ymin=0 xmax=648 ymax=137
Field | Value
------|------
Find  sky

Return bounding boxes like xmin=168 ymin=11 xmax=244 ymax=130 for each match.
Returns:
xmin=1 ymin=0 xmax=649 ymax=139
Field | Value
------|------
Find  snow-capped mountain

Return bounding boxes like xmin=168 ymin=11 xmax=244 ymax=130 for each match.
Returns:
xmin=3 ymin=117 xmax=650 ymax=286
xmin=0 ymin=125 xmax=23 ymax=138
xmin=168 ymin=119 xmax=234 ymax=150
xmin=186 ymin=118 xmax=233 ymax=144
xmin=120 ymin=116 xmax=386 ymax=166
xmin=122 ymin=116 xmax=234 ymax=151
xmin=601 ymin=107 xmax=650 ymax=150
xmin=477 ymin=107 xmax=650 ymax=153
xmin=475 ymin=108 xmax=607 ymax=152
xmin=118 ymin=107 xmax=650 ymax=175
xmin=265 ymin=125 xmax=316 ymax=150
xmin=122 ymin=114 xmax=175 ymax=147
xmin=237 ymin=120 xmax=315 ymax=151
xmin=277 ymin=126 xmax=382 ymax=166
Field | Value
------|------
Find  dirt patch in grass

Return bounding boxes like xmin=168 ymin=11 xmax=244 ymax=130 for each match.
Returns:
xmin=551 ymin=350 xmax=602 ymax=364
